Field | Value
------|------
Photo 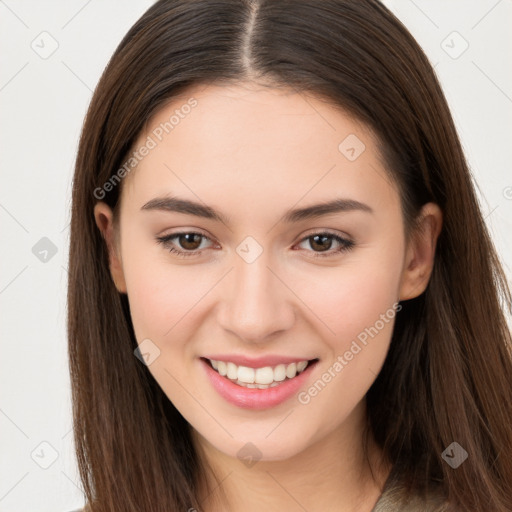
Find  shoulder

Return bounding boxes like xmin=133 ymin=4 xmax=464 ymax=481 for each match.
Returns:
xmin=373 ymin=486 xmax=452 ymax=512
xmin=372 ymin=471 xmax=457 ymax=512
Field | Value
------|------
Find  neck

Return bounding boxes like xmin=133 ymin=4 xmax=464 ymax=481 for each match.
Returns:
xmin=192 ymin=400 xmax=391 ymax=512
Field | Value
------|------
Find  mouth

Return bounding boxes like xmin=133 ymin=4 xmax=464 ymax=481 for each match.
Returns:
xmin=202 ymin=357 xmax=318 ymax=389
xmin=200 ymin=356 xmax=319 ymax=410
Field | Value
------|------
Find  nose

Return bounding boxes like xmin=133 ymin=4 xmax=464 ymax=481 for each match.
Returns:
xmin=216 ymin=252 xmax=296 ymax=344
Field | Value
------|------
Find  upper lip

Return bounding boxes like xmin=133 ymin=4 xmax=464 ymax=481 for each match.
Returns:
xmin=202 ymin=354 xmax=317 ymax=368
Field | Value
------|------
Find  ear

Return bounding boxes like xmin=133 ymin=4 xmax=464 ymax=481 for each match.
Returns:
xmin=399 ymin=202 xmax=443 ymax=301
xmin=93 ymin=202 xmax=127 ymax=293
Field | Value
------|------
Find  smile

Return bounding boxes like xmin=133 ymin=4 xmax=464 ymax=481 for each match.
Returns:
xmin=207 ymin=358 xmax=310 ymax=389
xmin=201 ymin=356 xmax=319 ymax=410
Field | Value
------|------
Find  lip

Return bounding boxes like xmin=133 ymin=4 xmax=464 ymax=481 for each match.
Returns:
xmin=201 ymin=357 xmax=318 ymax=410
xmin=202 ymin=354 xmax=313 ymax=368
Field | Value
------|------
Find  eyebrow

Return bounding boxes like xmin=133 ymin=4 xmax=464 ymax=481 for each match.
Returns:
xmin=140 ymin=195 xmax=373 ymax=224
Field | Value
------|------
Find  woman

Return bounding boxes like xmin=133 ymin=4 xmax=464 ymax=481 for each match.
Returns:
xmin=67 ymin=1 xmax=512 ymax=511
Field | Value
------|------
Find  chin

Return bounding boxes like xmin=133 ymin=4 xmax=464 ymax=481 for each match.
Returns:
xmin=200 ymin=425 xmax=321 ymax=464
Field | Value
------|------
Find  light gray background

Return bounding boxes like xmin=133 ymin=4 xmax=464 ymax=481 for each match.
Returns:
xmin=0 ymin=1 xmax=511 ymax=510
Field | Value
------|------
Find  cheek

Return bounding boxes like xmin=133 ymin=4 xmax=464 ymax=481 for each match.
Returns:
xmin=126 ymin=266 xmax=206 ymax=341
xmin=293 ymin=246 xmax=403 ymax=345
xmin=292 ymin=246 xmax=403 ymax=428
xmin=120 ymin=229 xmax=211 ymax=343
xmin=121 ymin=250 xmax=213 ymax=414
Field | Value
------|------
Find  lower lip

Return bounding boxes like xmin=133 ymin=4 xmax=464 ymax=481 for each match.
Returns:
xmin=201 ymin=358 xmax=317 ymax=410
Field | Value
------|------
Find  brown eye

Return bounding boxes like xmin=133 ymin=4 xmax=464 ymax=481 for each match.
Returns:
xmin=177 ymin=233 xmax=203 ymax=250
xmin=155 ymin=231 xmax=214 ymax=258
xmin=309 ymin=234 xmax=334 ymax=252
xmin=296 ymin=231 xmax=355 ymax=258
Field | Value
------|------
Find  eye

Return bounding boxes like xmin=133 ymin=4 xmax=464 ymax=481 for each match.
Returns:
xmin=295 ymin=231 xmax=354 ymax=258
xmin=155 ymin=231 xmax=214 ymax=258
xmin=156 ymin=230 xmax=355 ymax=259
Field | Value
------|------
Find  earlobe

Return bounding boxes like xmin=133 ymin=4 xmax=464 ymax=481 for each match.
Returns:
xmin=399 ymin=203 xmax=443 ymax=301
xmin=93 ymin=202 xmax=127 ymax=293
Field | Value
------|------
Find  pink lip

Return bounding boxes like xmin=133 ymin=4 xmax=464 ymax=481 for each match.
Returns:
xmin=203 ymin=354 xmax=313 ymax=368
xmin=200 ymin=358 xmax=318 ymax=410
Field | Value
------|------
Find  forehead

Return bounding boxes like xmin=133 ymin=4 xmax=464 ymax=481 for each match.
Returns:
xmin=120 ymin=82 xmax=397 ymax=216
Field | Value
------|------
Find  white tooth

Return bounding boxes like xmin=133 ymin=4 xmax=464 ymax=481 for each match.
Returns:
xmin=227 ymin=362 xmax=238 ymax=380
xmin=237 ymin=365 xmax=255 ymax=383
xmin=246 ymin=383 xmax=257 ymax=388
xmin=211 ymin=360 xmax=219 ymax=370
xmin=297 ymin=361 xmax=308 ymax=373
xmin=273 ymin=364 xmax=286 ymax=381
xmin=217 ymin=361 xmax=227 ymax=376
xmin=285 ymin=362 xmax=297 ymax=379
xmin=270 ymin=382 xmax=279 ymax=387
xmin=257 ymin=383 xmax=270 ymax=389
xmin=255 ymin=366 xmax=274 ymax=385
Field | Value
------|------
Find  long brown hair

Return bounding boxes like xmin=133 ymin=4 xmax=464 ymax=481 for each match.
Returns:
xmin=68 ymin=1 xmax=512 ymax=510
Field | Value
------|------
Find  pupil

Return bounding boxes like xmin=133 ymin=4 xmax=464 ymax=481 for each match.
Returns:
xmin=311 ymin=234 xmax=332 ymax=252
xmin=180 ymin=233 xmax=201 ymax=250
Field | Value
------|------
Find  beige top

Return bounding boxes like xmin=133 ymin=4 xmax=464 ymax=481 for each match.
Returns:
xmin=371 ymin=470 xmax=450 ymax=512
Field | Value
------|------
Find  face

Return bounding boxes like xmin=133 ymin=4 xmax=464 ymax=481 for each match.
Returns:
xmin=95 ymin=82 xmax=440 ymax=463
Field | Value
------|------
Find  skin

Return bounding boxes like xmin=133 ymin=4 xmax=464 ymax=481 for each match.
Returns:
xmin=94 ymin=82 xmax=442 ymax=512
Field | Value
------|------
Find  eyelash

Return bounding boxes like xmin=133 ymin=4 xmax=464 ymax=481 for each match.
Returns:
xmin=155 ymin=230 xmax=355 ymax=259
